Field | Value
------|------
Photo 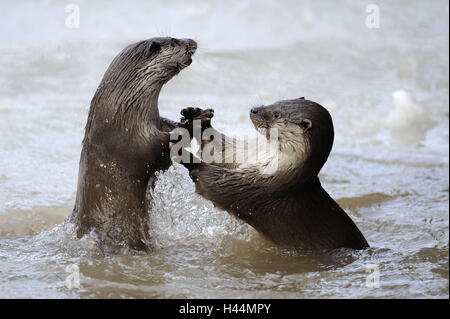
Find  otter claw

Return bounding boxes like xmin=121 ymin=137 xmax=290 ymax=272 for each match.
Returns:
xmin=179 ymin=107 xmax=215 ymax=134
xmin=181 ymin=107 xmax=201 ymax=118
xmin=181 ymin=107 xmax=214 ymax=121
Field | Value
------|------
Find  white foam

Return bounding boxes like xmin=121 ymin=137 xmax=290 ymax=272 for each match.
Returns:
xmin=147 ymin=165 xmax=253 ymax=249
xmin=384 ymin=90 xmax=436 ymax=146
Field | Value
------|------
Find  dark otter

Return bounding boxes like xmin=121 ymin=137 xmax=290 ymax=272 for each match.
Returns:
xmin=69 ymin=37 xmax=197 ymax=253
xmin=174 ymin=98 xmax=369 ymax=250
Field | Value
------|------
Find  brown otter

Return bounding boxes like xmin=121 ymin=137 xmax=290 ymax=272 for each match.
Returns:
xmin=69 ymin=37 xmax=197 ymax=253
xmin=174 ymin=98 xmax=369 ymax=250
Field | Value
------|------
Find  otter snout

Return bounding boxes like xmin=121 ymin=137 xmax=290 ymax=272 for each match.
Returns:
xmin=250 ymin=106 xmax=266 ymax=119
xmin=250 ymin=106 xmax=269 ymax=131
xmin=181 ymin=38 xmax=197 ymax=56
xmin=250 ymin=106 xmax=272 ymax=122
xmin=250 ymin=106 xmax=260 ymax=115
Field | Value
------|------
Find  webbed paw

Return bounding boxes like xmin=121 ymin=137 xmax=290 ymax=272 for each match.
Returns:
xmin=180 ymin=107 xmax=214 ymax=133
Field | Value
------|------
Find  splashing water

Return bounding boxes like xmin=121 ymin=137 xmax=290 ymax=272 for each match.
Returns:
xmin=0 ymin=0 xmax=448 ymax=298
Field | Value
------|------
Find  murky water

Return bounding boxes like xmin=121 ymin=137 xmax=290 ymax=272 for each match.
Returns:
xmin=0 ymin=0 xmax=448 ymax=298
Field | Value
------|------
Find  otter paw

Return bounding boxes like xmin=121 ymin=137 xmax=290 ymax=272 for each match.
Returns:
xmin=181 ymin=107 xmax=214 ymax=121
xmin=181 ymin=107 xmax=203 ymax=119
xmin=180 ymin=107 xmax=215 ymax=131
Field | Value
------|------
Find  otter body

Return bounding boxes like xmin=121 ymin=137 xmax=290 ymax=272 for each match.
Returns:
xmin=176 ymin=98 xmax=369 ymax=250
xmin=70 ymin=37 xmax=196 ymax=253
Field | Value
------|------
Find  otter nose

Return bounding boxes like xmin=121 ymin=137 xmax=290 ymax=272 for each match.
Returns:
xmin=182 ymin=38 xmax=197 ymax=54
xmin=181 ymin=38 xmax=196 ymax=47
xmin=181 ymin=38 xmax=195 ymax=44
xmin=250 ymin=106 xmax=261 ymax=115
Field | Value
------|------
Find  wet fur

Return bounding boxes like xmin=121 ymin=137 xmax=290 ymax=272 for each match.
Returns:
xmin=70 ymin=37 xmax=196 ymax=253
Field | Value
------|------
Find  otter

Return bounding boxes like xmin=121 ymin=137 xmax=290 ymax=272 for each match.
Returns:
xmin=174 ymin=98 xmax=369 ymax=250
xmin=69 ymin=37 xmax=197 ymax=253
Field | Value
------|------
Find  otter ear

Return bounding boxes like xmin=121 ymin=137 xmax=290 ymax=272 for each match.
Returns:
xmin=144 ymin=42 xmax=161 ymax=59
xmin=299 ymin=118 xmax=312 ymax=132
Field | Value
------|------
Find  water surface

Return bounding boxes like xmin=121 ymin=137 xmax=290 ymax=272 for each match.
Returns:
xmin=0 ymin=0 xmax=448 ymax=298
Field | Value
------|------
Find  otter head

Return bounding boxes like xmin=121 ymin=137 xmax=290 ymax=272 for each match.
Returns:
xmin=90 ymin=37 xmax=197 ymax=133
xmin=249 ymin=97 xmax=334 ymax=180
xmin=110 ymin=37 xmax=197 ymax=86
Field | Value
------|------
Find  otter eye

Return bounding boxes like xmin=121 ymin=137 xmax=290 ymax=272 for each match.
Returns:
xmin=273 ymin=112 xmax=281 ymax=119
